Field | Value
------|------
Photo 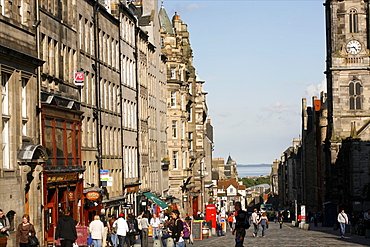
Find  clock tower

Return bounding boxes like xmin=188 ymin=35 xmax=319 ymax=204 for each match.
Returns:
xmin=324 ymin=0 xmax=370 ymax=209
xmin=325 ymin=0 xmax=370 ymax=141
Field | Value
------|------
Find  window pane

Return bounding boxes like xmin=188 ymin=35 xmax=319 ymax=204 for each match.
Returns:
xmin=67 ymin=129 xmax=73 ymax=158
xmin=350 ymin=97 xmax=355 ymax=109
xmin=56 ymin=128 xmax=64 ymax=157
xmin=356 ymin=82 xmax=361 ymax=95
xmin=45 ymin=126 xmax=54 ymax=158
xmin=356 ymin=97 xmax=362 ymax=109
xmin=349 ymin=82 xmax=354 ymax=95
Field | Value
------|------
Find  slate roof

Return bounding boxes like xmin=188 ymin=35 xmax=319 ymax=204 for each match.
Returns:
xmin=158 ymin=5 xmax=174 ymax=34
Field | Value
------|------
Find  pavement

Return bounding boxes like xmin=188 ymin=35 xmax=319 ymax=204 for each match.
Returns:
xmin=183 ymin=222 xmax=370 ymax=247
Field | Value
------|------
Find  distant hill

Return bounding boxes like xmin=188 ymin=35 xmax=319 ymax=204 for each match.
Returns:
xmin=237 ymin=164 xmax=272 ymax=167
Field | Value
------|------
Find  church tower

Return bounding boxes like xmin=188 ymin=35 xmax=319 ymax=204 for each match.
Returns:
xmin=324 ymin=0 xmax=370 ymax=210
xmin=325 ymin=0 xmax=370 ymax=141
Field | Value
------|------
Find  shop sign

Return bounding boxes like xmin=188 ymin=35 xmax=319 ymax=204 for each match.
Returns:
xmin=68 ymin=192 xmax=74 ymax=200
xmin=126 ymin=186 xmax=138 ymax=193
xmin=74 ymin=71 xmax=85 ymax=86
xmin=47 ymin=174 xmax=78 ymax=183
xmin=86 ymin=191 xmax=100 ymax=200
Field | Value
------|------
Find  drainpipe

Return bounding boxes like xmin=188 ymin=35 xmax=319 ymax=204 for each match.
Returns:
xmin=93 ymin=1 xmax=102 ymax=190
xmin=35 ymin=0 xmax=44 ymax=243
xmin=118 ymin=3 xmax=125 ymax=204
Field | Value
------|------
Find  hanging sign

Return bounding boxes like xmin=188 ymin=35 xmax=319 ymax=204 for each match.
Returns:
xmin=74 ymin=71 xmax=85 ymax=86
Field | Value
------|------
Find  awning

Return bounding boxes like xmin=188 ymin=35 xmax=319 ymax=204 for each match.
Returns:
xmin=143 ymin=192 xmax=169 ymax=209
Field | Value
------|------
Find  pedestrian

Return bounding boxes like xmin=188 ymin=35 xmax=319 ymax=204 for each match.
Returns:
xmin=216 ymin=211 xmax=223 ymax=236
xmin=278 ymin=212 xmax=284 ymax=229
xmin=99 ymin=209 xmax=108 ymax=247
xmin=227 ymin=213 xmax=234 ymax=231
xmin=251 ymin=208 xmax=260 ymax=237
xmin=232 ymin=202 xmax=249 ymax=247
xmin=183 ymin=219 xmax=191 ymax=245
xmin=171 ymin=210 xmax=184 ymax=247
xmin=258 ymin=212 xmax=268 ymax=237
xmin=15 ymin=214 xmax=36 ymax=247
xmin=337 ymin=209 xmax=348 ymax=238
xmin=113 ymin=213 xmax=128 ymax=247
xmin=55 ymin=209 xmax=78 ymax=247
xmin=89 ymin=215 xmax=105 ymax=247
xmin=150 ymin=213 xmax=160 ymax=240
xmin=140 ymin=211 xmax=150 ymax=247
xmin=126 ymin=214 xmax=138 ymax=247
xmin=161 ymin=216 xmax=174 ymax=247
xmin=108 ymin=215 xmax=117 ymax=247
xmin=0 ymin=209 xmax=10 ymax=247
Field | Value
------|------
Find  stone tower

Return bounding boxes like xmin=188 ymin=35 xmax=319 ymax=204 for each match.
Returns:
xmin=324 ymin=0 xmax=370 ymax=211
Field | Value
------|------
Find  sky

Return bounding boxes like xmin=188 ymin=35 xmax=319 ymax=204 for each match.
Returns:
xmin=161 ymin=0 xmax=327 ymax=164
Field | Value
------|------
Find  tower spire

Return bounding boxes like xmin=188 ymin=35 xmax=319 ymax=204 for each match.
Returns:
xmin=161 ymin=0 xmax=164 ymax=8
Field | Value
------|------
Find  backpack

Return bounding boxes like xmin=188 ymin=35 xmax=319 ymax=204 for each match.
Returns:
xmin=128 ymin=220 xmax=136 ymax=234
xmin=238 ymin=211 xmax=250 ymax=229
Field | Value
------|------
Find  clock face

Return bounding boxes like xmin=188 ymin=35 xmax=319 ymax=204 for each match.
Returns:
xmin=346 ymin=40 xmax=361 ymax=55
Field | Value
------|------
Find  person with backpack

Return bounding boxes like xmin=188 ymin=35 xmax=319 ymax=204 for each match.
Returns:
xmin=126 ymin=214 xmax=138 ymax=247
xmin=182 ymin=219 xmax=191 ymax=245
xmin=251 ymin=208 xmax=260 ymax=237
xmin=150 ymin=213 xmax=160 ymax=240
xmin=232 ymin=202 xmax=249 ymax=247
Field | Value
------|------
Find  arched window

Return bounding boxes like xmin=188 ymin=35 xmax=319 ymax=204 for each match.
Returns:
xmin=349 ymin=9 xmax=358 ymax=33
xmin=349 ymin=80 xmax=362 ymax=110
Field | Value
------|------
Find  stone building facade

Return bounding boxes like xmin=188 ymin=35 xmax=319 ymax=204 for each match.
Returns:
xmin=324 ymin=0 xmax=370 ymax=211
xmin=159 ymin=5 xmax=212 ymax=215
xmin=0 ymin=1 xmax=46 ymax=245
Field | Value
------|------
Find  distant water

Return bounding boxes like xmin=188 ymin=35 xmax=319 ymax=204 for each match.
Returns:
xmin=237 ymin=164 xmax=272 ymax=177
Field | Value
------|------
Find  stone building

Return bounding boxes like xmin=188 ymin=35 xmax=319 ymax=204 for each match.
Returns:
xmin=0 ymin=1 xmax=46 ymax=245
xmin=133 ymin=0 xmax=169 ymax=211
xmin=159 ymin=4 xmax=212 ymax=216
xmin=324 ymin=0 xmax=370 ymax=212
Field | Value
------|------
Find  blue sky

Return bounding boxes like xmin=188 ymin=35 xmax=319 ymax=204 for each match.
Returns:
xmin=161 ymin=0 xmax=327 ymax=164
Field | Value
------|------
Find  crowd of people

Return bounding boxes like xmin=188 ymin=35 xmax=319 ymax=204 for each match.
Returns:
xmin=89 ymin=209 xmax=192 ymax=247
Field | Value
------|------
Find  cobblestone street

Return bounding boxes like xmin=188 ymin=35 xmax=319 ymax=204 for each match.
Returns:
xmin=187 ymin=222 xmax=370 ymax=247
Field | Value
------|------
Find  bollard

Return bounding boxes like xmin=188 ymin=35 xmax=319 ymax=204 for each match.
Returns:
xmin=153 ymin=239 xmax=163 ymax=246
xmin=166 ymin=237 xmax=174 ymax=246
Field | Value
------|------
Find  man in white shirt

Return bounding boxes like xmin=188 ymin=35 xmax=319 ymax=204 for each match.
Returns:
xmin=150 ymin=214 xmax=161 ymax=239
xmin=337 ymin=209 xmax=348 ymax=238
xmin=251 ymin=208 xmax=260 ymax=237
xmin=113 ymin=213 xmax=129 ymax=247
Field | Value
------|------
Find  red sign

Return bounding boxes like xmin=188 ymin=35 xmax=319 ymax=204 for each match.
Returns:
xmin=86 ymin=191 xmax=100 ymax=200
xmin=74 ymin=71 xmax=85 ymax=86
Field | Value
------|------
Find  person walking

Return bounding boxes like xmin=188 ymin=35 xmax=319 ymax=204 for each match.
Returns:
xmin=113 ymin=213 xmax=128 ymax=247
xmin=90 ymin=215 xmax=105 ymax=247
xmin=258 ymin=212 xmax=269 ymax=237
xmin=251 ymin=208 xmax=260 ymax=237
xmin=150 ymin=213 xmax=160 ymax=240
xmin=55 ymin=209 xmax=78 ymax=247
xmin=232 ymin=202 xmax=249 ymax=247
xmin=99 ymin=209 xmax=108 ymax=247
xmin=108 ymin=215 xmax=117 ymax=247
xmin=140 ymin=211 xmax=150 ymax=247
xmin=216 ymin=211 xmax=223 ymax=236
xmin=171 ymin=210 xmax=184 ymax=247
xmin=126 ymin=214 xmax=138 ymax=247
xmin=15 ymin=214 xmax=36 ymax=247
xmin=228 ymin=213 xmax=234 ymax=231
xmin=0 ymin=209 xmax=10 ymax=247
xmin=338 ymin=209 xmax=349 ymax=238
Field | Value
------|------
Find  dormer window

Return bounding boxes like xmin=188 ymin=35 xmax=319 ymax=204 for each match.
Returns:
xmin=349 ymin=9 xmax=358 ymax=33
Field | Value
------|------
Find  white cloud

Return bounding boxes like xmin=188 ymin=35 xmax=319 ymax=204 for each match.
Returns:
xmin=261 ymin=102 xmax=297 ymax=114
xmin=302 ymin=79 xmax=327 ymax=98
xmin=185 ymin=4 xmax=200 ymax=11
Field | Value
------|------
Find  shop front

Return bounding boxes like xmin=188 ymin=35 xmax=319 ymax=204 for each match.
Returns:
xmin=41 ymin=93 xmax=84 ymax=245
